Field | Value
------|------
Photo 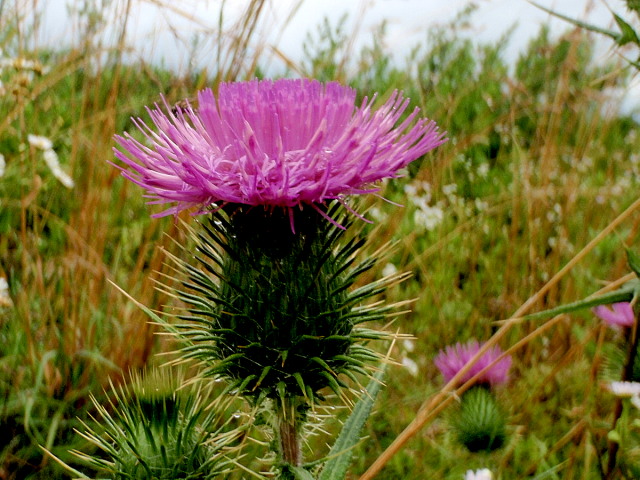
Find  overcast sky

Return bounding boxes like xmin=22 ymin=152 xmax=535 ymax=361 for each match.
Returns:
xmin=31 ymin=0 xmax=632 ymax=73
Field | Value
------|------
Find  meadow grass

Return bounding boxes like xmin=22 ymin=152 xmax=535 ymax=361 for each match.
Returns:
xmin=1 ymin=1 xmax=640 ymax=479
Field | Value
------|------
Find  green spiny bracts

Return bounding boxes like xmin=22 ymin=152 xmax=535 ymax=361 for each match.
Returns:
xmin=72 ymin=368 xmax=241 ymax=479
xmin=626 ymin=0 xmax=640 ymax=13
xmin=452 ymin=386 xmax=507 ymax=453
xmin=173 ymin=202 xmax=400 ymax=402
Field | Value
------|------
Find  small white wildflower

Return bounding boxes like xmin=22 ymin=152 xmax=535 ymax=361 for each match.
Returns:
xmin=401 ymin=356 xmax=419 ymax=376
xmin=27 ymin=134 xmax=53 ymax=150
xmin=368 ymin=206 xmax=386 ymax=222
xmin=0 ymin=153 xmax=5 ymax=177
xmin=607 ymin=381 xmax=640 ymax=397
xmin=0 ymin=277 xmax=13 ymax=308
xmin=413 ymin=195 xmax=431 ymax=211
xmin=477 ymin=162 xmax=489 ymax=178
xmin=382 ymin=263 xmax=398 ymax=278
xmin=553 ymin=203 xmax=562 ymax=217
xmin=618 ymin=176 xmax=632 ymax=190
xmin=43 ymin=149 xmax=74 ymax=188
xmin=402 ymin=339 xmax=415 ymax=352
xmin=442 ymin=183 xmax=457 ymax=196
xmin=404 ymin=183 xmax=418 ymax=196
xmin=611 ymin=184 xmax=623 ymax=196
xmin=474 ymin=198 xmax=488 ymax=212
xmin=414 ymin=205 xmax=444 ymax=231
xmin=464 ymin=469 xmax=493 ymax=480
xmin=14 ymin=58 xmax=37 ymax=70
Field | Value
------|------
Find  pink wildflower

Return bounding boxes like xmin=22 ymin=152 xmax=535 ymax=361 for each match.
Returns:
xmin=593 ymin=302 xmax=635 ymax=328
xmin=113 ymin=78 xmax=445 ymax=222
xmin=434 ymin=340 xmax=511 ymax=388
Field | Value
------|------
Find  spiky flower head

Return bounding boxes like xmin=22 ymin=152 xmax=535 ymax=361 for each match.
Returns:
xmin=113 ymin=78 xmax=445 ymax=224
xmin=72 ymin=368 xmax=241 ymax=479
xmin=170 ymin=205 xmax=405 ymax=403
xmin=434 ymin=340 xmax=511 ymax=388
xmin=593 ymin=302 xmax=635 ymax=328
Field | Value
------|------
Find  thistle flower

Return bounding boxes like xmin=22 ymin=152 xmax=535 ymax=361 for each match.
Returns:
xmin=593 ymin=302 xmax=635 ymax=328
xmin=113 ymin=78 xmax=445 ymax=224
xmin=434 ymin=340 xmax=511 ymax=388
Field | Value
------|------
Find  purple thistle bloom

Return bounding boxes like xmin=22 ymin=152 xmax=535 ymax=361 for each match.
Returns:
xmin=434 ymin=340 xmax=511 ymax=388
xmin=113 ymin=79 xmax=445 ymax=224
xmin=593 ymin=302 xmax=635 ymax=328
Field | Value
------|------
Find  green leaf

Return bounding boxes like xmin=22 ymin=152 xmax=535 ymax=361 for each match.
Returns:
xmin=286 ymin=465 xmax=316 ymax=480
xmin=627 ymin=248 xmax=640 ymax=278
xmin=613 ymin=13 xmax=640 ymax=45
xmin=523 ymin=280 xmax=640 ymax=322
xmin=318 ymin=367 xmax=385 ymax=480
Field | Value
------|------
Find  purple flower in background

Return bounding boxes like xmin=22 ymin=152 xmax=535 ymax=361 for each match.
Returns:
xmin=113 ymin=79 xmax=445 ymax=223
xmin=593 ymin=302 xmax=635 ymax=328
xmin=434 ymin=340 xmax=511 ymax=388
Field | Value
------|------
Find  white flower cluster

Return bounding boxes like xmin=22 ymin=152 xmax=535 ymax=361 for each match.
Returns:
xmin=405 ymin=181 xmax=445 ymax=232
xmin=0 ymin=55 xmax=49 ymax=74
xmin=399 ymin=338 xmax=419 ymax=376
xmin=464 ymin=468 xmax=493 ymax=480
xmin=0 ymin=277 xmax=12 ymax=308
xmin=442 ymin=181 xmax=490 ymax=219
xmin=608 ymin=381 xmax=640 ymax=398
xmin=0 ymin=50 xmax=49 ymax=97
xmin=606 ymin=381 xmax=640 ymax=411
xmin=455 ymin=154 xmax=490 ymax=183
xmin=27 ymin=134 xmax=74 ymax=188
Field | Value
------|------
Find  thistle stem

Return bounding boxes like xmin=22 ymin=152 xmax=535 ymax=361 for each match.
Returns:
xmin=276 ymin=397 xmax=303 ymax=474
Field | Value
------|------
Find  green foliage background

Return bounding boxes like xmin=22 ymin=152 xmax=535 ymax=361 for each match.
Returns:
xmin=1 ymin=1 xmax=640 ymax=478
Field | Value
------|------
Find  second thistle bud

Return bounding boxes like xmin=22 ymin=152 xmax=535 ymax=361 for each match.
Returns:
xmin=453 ymin=386 xmax=507 ymax=452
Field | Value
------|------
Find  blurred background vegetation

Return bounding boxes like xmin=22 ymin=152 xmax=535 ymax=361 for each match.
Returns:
xmin=1 ymin=0 xmax=640 ymax=478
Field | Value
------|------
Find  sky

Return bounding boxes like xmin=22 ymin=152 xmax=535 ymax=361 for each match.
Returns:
xmin=23 ymin=0 xmax=639 ymax=108
xmin=31 ymin=0 xmax=632 ymax=72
